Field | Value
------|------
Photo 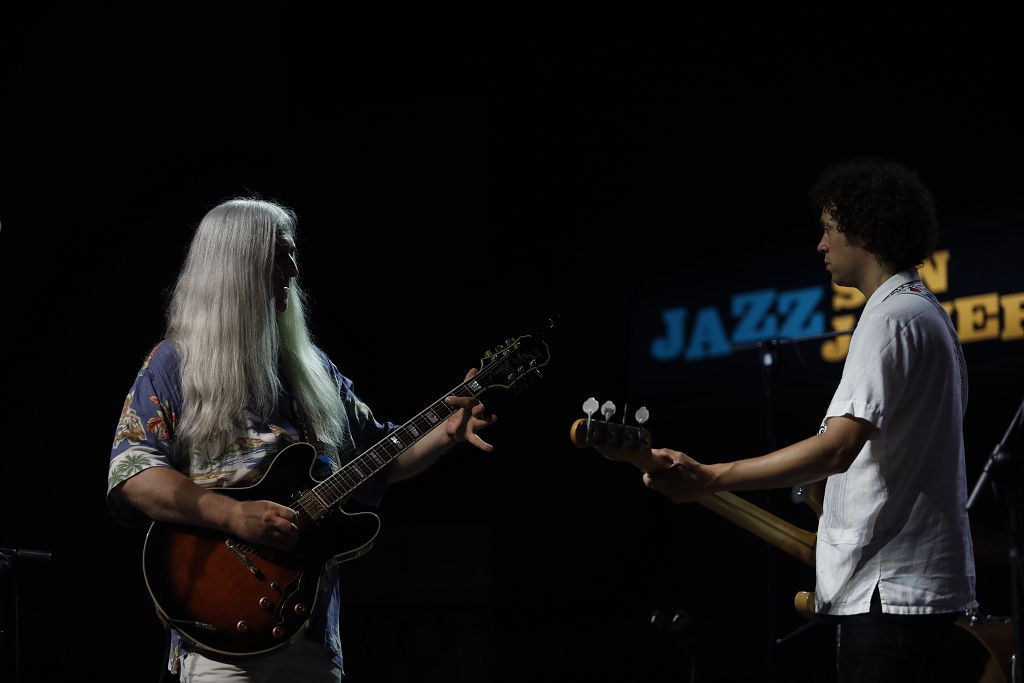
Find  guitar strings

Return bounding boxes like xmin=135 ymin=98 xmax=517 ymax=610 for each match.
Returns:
xmin=301 ymin=380 xmax=480 ymax=516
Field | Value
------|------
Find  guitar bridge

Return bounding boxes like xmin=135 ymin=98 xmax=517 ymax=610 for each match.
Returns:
xmin=225 ymin=539 xmax=265 ymax=579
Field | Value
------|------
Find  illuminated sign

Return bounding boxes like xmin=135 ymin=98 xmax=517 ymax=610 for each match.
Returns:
xmin=647 ymin=249 xmax=1024 ymax=366
xmin=650 ymin=286 xmax=825 ymax=362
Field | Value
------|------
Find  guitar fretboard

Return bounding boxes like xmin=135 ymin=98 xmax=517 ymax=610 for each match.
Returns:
xmin=310 ymin=382 xmax=483 ymax=509
xmin=294 ymin=331 xmax=549 ymax=518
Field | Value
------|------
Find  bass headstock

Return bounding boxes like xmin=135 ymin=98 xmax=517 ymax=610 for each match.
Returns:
xmin=569 ymin=397 xmax=653 ymax=468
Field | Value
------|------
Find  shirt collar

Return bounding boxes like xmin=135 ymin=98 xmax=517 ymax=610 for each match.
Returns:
xmin=862 ymin=269 xmax=923 ymax=316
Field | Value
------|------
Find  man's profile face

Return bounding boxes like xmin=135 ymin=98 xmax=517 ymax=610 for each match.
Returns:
xmin=816 ymin=207 xmax=860 ymax=288
xmin=273 ymin=231 xmax=298 ymax=313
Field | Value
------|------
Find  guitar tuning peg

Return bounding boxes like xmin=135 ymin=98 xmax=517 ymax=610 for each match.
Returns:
xmin=600 ymin=400 xmax=616 ymax=422
xmin=635 ymin=406 xmax=649 ymax=427
xmin=582 ymin=397 xmax=599 ymax=434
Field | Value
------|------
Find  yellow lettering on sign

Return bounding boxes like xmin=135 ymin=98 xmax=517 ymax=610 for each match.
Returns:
xmin=820 ymin=314 xmax=857 ymax=362
xmin=1000 ymin=291 xmax=1024 ymax=341
xmin=832 ymin=284 xmax=865 ymax=311
xmin=954 ymin=293 xmax=1001 ymax=343
xmin=917 ymin=249 xmax=950 ymax=294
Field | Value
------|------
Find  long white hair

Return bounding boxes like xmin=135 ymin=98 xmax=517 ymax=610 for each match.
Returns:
xmin=166 ymin=198 xmax=345 ymax=450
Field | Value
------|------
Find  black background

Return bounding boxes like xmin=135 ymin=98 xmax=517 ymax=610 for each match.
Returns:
xmin=3 ymin=8 xmax=1023 ymax=682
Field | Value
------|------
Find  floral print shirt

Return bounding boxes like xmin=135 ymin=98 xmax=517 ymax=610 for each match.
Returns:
xmin=107 ymin=340 xmax=396 ymax=671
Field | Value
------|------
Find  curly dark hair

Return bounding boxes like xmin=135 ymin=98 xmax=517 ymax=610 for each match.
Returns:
xmin=809 ymin=158 xmax=939 ymax=271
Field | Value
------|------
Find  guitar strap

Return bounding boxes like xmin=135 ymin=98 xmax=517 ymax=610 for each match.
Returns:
xmin=290 ymin=396 xmax=327 ymax=456
xmin=792 ymin=276 xmax=965 ymax=506
xmin=880 ymin=278 xmax=968 ymax=409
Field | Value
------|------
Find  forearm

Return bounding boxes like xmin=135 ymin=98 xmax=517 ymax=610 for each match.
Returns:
xmin=708 ymin=432 xmax=855 ymax=493
xmin=117 ymin=466 xmax=238 ymax=531
xmin=645 ymin=415 xmax=872 ymax=504
xmin=387 ymin=382 xmax=496 ymax=483
xmin=388 ymin=425 xmax=456 ymax=482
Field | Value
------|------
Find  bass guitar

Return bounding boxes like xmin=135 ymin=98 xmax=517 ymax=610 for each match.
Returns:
xmin=568 ymin=398 xmax=1014 ymax=683
xmin=568 ymin=399 xmax=821 ymax=617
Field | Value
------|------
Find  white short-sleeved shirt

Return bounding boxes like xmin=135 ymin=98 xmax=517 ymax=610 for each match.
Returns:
xmin=815 ymin=270 xmax=977 ymax=616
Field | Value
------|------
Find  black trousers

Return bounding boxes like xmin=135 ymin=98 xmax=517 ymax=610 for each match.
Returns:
xmin=836 ymin=588 xmax=958 ymax=683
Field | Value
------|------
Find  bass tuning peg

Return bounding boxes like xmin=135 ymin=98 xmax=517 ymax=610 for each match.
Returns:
xmin=635 ymin=406 xmax=649 ymax=428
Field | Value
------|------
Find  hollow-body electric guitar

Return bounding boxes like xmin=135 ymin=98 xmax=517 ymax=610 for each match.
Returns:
xmin=141 ymin=328 xmax=552 ymax=660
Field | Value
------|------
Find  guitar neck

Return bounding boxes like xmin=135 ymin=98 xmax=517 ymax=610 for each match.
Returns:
xmin=695 ymin=491 xmax=816 ymax=567
xmin=570 ymin=419 xmax=817 ymax=567
xmin=312 ymin=382 xmax=478 ymax=508
xmin=314 ymin=332 xmax=551 ymax=510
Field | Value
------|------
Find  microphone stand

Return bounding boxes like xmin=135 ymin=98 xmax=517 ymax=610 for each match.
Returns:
xmin=0 ymin=547 xmax=52 ymax=683
xmin=735 ymin=329 xmax=854 ymax=673
xmin=966 ymin=398 xmax=1023 ymax=683
xmin=735 ymin=329 xmax=854 ymax=452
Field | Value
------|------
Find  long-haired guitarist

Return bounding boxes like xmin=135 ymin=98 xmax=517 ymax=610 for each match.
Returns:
xmin=643 ymin=159 xmax=976 ymax=682
xmin=106 ymin=198 xmax=496 ymax=682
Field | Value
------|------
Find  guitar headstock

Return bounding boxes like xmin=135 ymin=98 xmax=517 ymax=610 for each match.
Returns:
xmin=569 ymin=397 xmax=654 ymax=468
xmin=474 ymin=317 xmax=555 ymax=393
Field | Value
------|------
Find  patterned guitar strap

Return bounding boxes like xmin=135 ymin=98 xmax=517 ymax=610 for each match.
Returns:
xmin=792 ymin=276 xmax=968 ymax=507
xmin=881 ymin=278 xmax=969 ymax=408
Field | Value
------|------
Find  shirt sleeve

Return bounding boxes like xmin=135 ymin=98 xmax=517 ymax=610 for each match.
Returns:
xmin=107 ymin=342 xmax=182 ymax=526
xmin=824 ymin=311 xmax=911 ymax=430
xmin=318 ymin=351 xmax=397 ymax=506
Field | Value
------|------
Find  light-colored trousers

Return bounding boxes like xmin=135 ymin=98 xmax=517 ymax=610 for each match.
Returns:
xmin=179 ymin=640 xmax=344 ymax=682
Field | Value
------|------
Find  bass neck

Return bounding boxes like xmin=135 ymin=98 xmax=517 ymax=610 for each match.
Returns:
xmin=569 ymin=418 xmax=818 ymax=567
